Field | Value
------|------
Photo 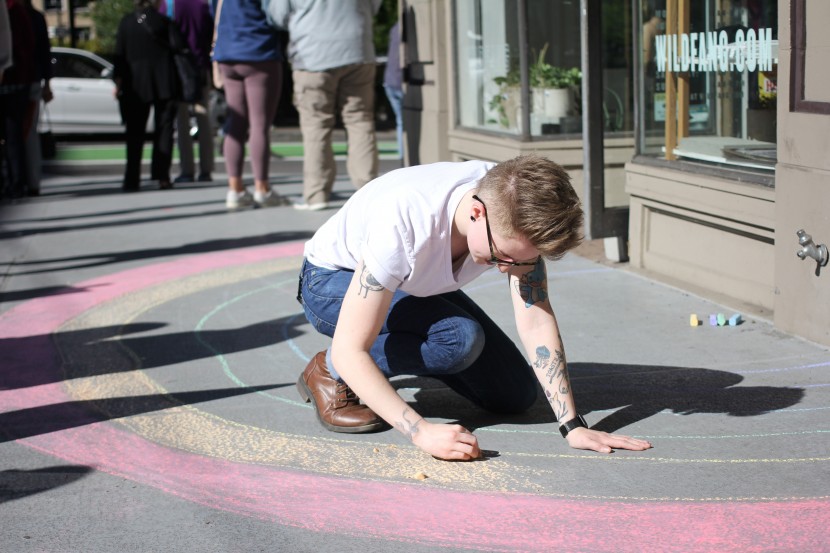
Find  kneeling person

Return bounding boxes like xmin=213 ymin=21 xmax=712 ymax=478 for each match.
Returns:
xmin=296 ymin=155 xmax=652 ymax=460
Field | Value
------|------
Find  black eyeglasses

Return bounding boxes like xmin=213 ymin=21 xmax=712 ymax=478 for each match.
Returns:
xmin=472 ymin=195 xmax=540 ymax=267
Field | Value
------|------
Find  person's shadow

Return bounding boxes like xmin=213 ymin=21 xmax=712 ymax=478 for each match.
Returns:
xmin=1 ymin=316 xmax=308 ymax=390
xmin=401 ymin=362 xmax=805 ymax=433
xmin=1 ymin=466 xmax=94 ymax=503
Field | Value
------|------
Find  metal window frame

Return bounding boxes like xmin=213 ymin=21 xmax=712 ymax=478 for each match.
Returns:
xmin=581 ymin=0 xmax=629 ymax=240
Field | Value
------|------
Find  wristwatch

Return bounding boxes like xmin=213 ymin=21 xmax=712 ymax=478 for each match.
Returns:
xmin=559 ymin=414 xmax=588 ymax=438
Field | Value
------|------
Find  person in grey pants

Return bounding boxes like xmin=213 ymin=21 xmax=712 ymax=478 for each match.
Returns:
xmin=164 ymin=0 xmax=215 ymax=184
xmin=265 ymin=0 xmax=381 ymax=211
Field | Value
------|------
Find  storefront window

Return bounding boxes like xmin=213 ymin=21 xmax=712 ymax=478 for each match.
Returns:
xmin=638 ymin=0 xmax=778 ymax=171
xmin=454 ymin=0 xmax=582 ymax=137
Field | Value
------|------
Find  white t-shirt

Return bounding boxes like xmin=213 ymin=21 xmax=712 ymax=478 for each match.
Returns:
xmin=304 ymin=160 xmax=496 ymax=297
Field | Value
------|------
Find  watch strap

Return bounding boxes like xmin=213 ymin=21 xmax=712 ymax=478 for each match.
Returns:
xmin=559 ymin=414 xmax=587 ymax=438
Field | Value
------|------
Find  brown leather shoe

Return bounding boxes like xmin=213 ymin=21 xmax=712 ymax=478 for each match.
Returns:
xmin=297 ymin=351 xmax=386 ymax=433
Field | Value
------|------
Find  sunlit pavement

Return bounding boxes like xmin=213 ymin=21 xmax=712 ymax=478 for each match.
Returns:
xmin=1 ymin=152 xmax=828 ymax=553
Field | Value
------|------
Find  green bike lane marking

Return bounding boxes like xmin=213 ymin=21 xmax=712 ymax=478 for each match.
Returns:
xmin=52 ymin=141 xmax=400 ymax=162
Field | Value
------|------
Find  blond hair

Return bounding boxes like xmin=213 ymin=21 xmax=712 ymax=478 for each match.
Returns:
xmin=476 ymin=155 xmax=583 ymax=260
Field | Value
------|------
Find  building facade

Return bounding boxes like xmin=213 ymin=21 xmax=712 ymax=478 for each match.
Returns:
xmin=34 ymin=0 xmax=94 ymax=44
xmin=400 ymin=0 xmax=830 ymax=346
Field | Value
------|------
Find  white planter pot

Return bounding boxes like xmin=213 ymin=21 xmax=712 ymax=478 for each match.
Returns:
xmin=533 ymin=87 xmax=572 ymax=120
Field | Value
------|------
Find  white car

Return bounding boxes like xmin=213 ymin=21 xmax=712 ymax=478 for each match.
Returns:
xmin=46 ymin=47 xmax=153 ymax=134
xmin=46 ymin=47 xmax=121 ymax=133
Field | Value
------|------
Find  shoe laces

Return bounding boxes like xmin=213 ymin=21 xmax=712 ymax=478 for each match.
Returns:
xmin=335 ymin=381 xmax=359 ymax=406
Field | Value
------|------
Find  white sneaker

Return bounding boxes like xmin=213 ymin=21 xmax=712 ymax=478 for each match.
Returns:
xmin=226 ymin=189 xmax=254 ymax=210
xmin=253 ymin=189 xmax=287 ymax=207
xmin=292 ymin=200 xmax=329 ymax=211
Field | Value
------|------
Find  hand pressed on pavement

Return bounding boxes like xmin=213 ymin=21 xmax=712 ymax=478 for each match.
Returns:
xmin=566 ymin=427 xmax=652 ymax=454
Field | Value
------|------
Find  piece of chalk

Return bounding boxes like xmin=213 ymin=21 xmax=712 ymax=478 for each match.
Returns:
xmin=717 ymin=313 xmax=726 ymax=326
xmin=728 ymin=313 xmax=742 ymax=326
xmin=690 ymin=314 xmax=699 ymax=326
xmin=709 ymin=314 xmax=718 ymax=326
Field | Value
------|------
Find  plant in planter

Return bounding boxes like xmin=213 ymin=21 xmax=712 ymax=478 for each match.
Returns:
xmin=529 ymin=43 xmax=581 ymax=121
xmin=489 ymin=44 xmax=582 ymax=130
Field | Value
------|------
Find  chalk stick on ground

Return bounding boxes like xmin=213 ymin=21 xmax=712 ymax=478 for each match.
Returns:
xmin=717 ymin=313 xmax=727 ymax=326
xmin=690 ymin=314 xmax=700 ymax=326
xmin=728 ymin=313 xmax=742 ymax=326
xmin=709 ymin=314 xmax=718 ymax=326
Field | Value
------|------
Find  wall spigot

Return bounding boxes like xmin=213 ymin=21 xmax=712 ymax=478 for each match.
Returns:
xmin=796 ymin=229 xmax=829 ymax=276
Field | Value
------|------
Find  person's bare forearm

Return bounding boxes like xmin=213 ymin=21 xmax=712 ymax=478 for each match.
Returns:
xmin=330 ymin=261 xmax=481 ymax=460
xmin=527 ymin=337 xmax=576 ymax=424
xmin=330 ymin=347 xmax=424 ymax=437
xmin=516 ymin=309 xmax=577 ymax=425
xmin=331 ymin=261 xmax=425 ymax=438
xmin=331 ymin=345 xmax=480 ymax=460
xmin=510 ymin=260 xmax=577 ymax=424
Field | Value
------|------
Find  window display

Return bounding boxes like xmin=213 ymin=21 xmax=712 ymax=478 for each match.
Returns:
xmin=454 ymin=0 xmax=634 ymax=139
xmin=638 ymin=0 xmax=778 ymax=171
xmin=455 ymin=0 xmax=584 ymax=137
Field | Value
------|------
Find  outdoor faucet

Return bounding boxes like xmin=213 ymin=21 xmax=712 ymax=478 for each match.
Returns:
xmin=796 ymin=229 xmax=829 ymax=276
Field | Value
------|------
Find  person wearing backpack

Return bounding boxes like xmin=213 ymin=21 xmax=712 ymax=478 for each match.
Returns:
xmin=162 ymin=0 xmax=215 ymax=185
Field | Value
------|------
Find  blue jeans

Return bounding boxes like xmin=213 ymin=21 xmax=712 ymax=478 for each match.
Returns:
xmin=298 ymin=259 xmax=537 ymax=413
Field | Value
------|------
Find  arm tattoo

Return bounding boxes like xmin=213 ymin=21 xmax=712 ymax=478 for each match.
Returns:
xmin=549 ymin=349 xmax=566 ymax=385
xmin=357 ymin=265 xmax=384 ymax=298
xmin=394 ymin=408 xmax=422 ymax=441
xmin=533 ymin=345 xmax=551 ymax=373
xmin=533 ymin=345 xmax=566 ymax=385
xmin=535 ymin=344 xmax=571 ymax=421
xmin=545 ymin=389 xmax=570 ymax=422
xmin=513 ymin=259 xmax=548 ymax=308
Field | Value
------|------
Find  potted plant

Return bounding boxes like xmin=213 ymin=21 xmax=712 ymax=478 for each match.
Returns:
xmin=489 ymin=44 xmax=582 ymax=130
xmin=530 ymin=43 xmax=581 ymax=121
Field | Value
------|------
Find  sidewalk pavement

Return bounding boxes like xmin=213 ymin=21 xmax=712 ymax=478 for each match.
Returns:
xmin=1 ymin=155 xmax=828 ymax=553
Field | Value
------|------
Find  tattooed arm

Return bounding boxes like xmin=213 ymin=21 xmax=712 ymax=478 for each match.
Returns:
xmin=509 ymin=259 xmax=652 ymax=453
xmin=509 ymin=259 xmax=577 ymax=426
xmin=331 ymin=259 xmax=481 ymax=461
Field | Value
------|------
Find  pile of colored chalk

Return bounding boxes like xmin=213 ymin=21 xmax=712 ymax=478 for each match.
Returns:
xmin=690 ymin=313 xmax=742 ymax=326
